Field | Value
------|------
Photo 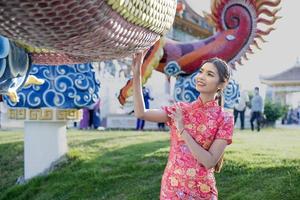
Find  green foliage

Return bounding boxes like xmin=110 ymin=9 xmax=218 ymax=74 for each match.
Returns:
xmin=264 ymin=101 xmax=289 ymax=122
xmin=1 ymin=129 xmax=300 ymax=200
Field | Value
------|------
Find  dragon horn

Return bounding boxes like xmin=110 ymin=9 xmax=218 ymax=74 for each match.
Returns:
xmin=256 ymin=27 xmax=276 ymax=36
xmin=257 ymin=16 xmax=281 ymax=26
xmin=258 ymin=7 xmax=281 ymax=17
xmin=256 ymin=0 xmax=281 ymax=9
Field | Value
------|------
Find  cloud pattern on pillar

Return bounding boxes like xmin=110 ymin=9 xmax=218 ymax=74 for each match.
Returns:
xmin=4 ymin=63 xmax=100 ymax=109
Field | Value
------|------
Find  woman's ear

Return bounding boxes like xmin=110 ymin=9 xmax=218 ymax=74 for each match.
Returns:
xmin=218 ymin=80 xmax=228 ymax=91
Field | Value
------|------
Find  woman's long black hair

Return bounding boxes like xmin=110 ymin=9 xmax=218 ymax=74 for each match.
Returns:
xmin=201 ymin=57 xmax=231 ymax=173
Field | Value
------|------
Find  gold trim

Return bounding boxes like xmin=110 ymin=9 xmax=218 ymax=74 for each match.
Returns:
xmin=16 ymin=109 xmax=26 ymax=120
xmin=29 ymin=109 xmax=41 ymax=120
xmin=41 ymin=109 xmax=53 ymax=120
xmin=57 ymin=109 xmax=81 ymax=120
xmin=8 ymin=109 xmax=81 ymax=121
xmin=8 ymin=109 xmax=17 ymax=119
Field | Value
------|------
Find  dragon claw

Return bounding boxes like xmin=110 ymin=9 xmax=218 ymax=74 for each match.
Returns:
xmin=7 ymin=89 xmax=19 ymax=103
xmin=24 ymin=75 xmax=45 ymax=87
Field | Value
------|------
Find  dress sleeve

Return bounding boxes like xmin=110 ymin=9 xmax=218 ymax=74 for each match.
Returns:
xmin=215 ymin=111 xmax=234 ymax=145
xmin=161 ymin=104 xmax=176 ymax=127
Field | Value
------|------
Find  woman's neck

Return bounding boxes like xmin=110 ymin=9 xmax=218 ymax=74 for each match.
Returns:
xmin=199 ymin=93 xmax=215 ymax=103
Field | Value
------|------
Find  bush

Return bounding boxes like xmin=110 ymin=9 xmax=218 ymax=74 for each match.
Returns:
xmin=264 ymin=101 xmax=288 ymax=123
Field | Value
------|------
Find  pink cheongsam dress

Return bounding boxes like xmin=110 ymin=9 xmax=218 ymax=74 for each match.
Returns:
xmin=160 ymin=97 xmax=234 ymax=200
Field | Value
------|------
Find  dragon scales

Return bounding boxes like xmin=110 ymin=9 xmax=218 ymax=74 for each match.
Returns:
xmin=0 ymin=0 xmax=177 ymax=99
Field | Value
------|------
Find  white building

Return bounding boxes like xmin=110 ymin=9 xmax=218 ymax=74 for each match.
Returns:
xmin=260 ymin=59 xmax=300 ymax=108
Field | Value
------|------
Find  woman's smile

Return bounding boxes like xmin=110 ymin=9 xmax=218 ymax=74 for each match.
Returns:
xmin=196 ymin=81 xmax=206 ymax=86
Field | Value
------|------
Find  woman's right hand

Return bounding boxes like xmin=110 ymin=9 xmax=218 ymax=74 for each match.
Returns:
xmin=132 ymin=50 xmax=148 ymax=76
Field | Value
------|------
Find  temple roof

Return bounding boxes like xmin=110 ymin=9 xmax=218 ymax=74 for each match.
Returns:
xmin=179 ymin=0 xmax=204 ymax=23
xmin=260 ymin=60 xmax=300 ymax=86
xmin=174 ymin=0 xmax=213 ymax=38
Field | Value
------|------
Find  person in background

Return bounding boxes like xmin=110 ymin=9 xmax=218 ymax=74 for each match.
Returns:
xmin=288 ymin=108 xmax=299 ymax=124
xmin=233 ymin=87 xmax=249 ymax=130
xmin=250 ymin=87 xmax=263 ymax=132
xmin=136 ymin=86 xmax=153 ymax=130
xmin=157 ymin=121 xmax=166 ymax=131
xmin=297 ymin=105 xmax=300 ymax=124
xmin=79 ymin=99 xmax=101 ymax=129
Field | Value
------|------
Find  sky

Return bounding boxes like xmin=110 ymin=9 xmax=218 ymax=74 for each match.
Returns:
xmin=186 ymin=0 xmax=300 ymax=91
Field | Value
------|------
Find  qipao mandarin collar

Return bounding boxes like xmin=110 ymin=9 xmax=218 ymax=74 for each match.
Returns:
xmin=190 ymin=96 xmax=218 ymax=110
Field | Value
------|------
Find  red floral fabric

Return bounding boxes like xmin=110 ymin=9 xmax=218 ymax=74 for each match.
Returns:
xmin=160 ymin=97 xmax=234 ymax=200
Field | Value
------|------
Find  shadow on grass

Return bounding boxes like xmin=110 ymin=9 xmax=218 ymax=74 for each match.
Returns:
xmin=0 ymin=139 xmax=170 ymax=200
xmin=69 ymin=134 xmax=147 ymax=148
xmin=0 ymin=142 xmax=24 ymax=193
xmin=1 ymin=137 xmax=299 ymax=200
xmin=216 ymin=159 xmax=300 ymax=200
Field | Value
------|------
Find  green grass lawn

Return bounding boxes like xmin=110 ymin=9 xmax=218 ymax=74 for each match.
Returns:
xmin=0 ymin=128 xmax=299 ymax=200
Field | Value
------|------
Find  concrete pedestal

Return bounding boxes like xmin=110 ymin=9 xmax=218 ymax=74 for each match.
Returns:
xmin=24 ymin=121 xmax=68 ymax=180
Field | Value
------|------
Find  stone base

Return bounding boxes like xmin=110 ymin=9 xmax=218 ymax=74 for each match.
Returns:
xmin=24 ymin=121 xmax=68 ymax=180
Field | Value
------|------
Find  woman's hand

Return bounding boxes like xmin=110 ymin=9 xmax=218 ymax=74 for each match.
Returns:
xmin=132 ymin=49 xmax=148 ymax=76
xmin=168 ymin=103 xmax=185 ymax=134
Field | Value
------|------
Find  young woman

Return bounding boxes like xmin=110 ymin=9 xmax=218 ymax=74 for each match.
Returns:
xmin=132 ymin=51 xmax=234 ymax=200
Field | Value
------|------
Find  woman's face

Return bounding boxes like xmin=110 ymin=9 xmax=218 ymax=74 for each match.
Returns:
xmin=195 ymin=62 xmax=221 ymax=94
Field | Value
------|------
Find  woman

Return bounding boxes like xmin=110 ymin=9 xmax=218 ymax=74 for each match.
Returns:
xmin=132 ymin=51 xmax=234 ymax=200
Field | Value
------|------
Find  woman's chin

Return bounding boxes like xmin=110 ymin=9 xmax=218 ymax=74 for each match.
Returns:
xmin=196 ymin=87 xmax=205 ymax=93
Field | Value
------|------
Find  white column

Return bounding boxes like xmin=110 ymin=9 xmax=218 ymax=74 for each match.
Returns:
xmin=24 ymin=121 xmax=68 ymax=180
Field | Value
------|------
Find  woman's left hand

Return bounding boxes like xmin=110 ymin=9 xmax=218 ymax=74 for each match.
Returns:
xmin=168 ymin=103 xmax=184 ymax=133
xmin=131 ymin=49 xmax=149 ymax=76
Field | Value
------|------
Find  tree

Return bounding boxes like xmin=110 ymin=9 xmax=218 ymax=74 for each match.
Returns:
xmin=264 ymin=101 xmax=288 ymax=126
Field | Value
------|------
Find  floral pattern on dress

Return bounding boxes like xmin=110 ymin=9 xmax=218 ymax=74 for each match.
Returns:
xmin=160 ymin=97 xmax=234 ymax=200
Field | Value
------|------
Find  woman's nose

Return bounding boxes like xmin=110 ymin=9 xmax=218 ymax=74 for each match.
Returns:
xmin=196 ymin=74 xmax=204 ymax=80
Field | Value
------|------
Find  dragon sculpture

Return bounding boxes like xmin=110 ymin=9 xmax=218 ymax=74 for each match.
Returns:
xmin=0 ymin=0 xmax=281 ymax=108
xmin=118 ymin=0 xmax=281 ymax=105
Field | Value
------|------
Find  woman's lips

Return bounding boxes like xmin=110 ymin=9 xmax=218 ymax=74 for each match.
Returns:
xmin=196 ymin=81 xmax=206 ymax=86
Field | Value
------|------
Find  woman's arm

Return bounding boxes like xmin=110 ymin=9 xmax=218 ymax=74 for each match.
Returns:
xmin=168 ymin=104 xmax=229 ymax=169
xmin=132 ymin=52 xmax=169 ymax=123
xmin=181 ymin=131 xmax=227 ymax=169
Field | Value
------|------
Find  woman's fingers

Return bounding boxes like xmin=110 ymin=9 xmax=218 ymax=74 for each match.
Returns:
xmin=173 ymin=104 xmax=183 ymax=118
xmin=168 ymin=110 xmax=181 ymax=120
xmin=142 ymin=48 xmax=150 ymax=57
xmin=134 ymin=51 xmax=145 ymax=62
xmin=132 ymin=51 xmax=146 ymax=74
xmin=174 ymin=103 xmax=182 ymax=113
xmin=168 ymin=109 xmax=178 ymax=116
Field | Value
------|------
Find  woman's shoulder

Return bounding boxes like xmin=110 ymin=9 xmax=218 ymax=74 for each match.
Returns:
xmin=219 ymin=108 xmax=234 ymax=122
